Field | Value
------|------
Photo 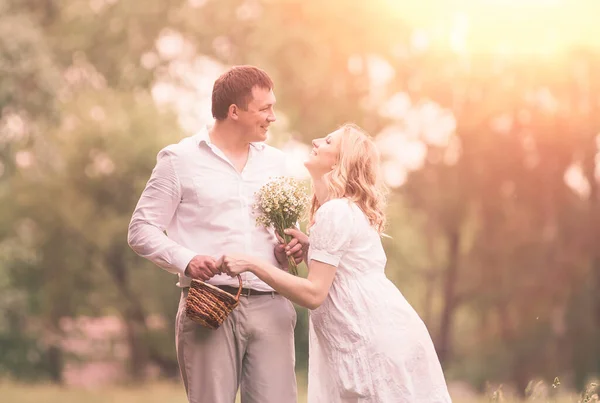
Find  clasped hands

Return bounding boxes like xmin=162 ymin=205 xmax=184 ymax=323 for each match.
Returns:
xmin=184 ymin=228 xmax=309 ymax=281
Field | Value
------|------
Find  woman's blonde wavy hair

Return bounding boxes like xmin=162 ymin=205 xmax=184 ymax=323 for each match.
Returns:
xmin=308 ymin=123 xmax=388 ymax=233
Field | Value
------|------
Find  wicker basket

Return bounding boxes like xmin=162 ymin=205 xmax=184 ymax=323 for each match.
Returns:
xmin=185 ymin=275 xmax=243 ymax=330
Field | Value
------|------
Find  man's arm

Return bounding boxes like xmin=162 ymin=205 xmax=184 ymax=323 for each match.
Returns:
xmin=127 ymin=148 xmax=198 ymax=276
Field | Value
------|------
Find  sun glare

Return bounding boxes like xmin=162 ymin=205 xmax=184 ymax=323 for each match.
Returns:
xmin=382 ymin=0 xmax=600 ymax=55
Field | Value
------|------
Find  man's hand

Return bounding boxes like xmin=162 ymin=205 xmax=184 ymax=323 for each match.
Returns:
xmin=184 ymin=255 xmax=220 ymax=281
xmin=274 ymin=228 xmax=308 ymax=267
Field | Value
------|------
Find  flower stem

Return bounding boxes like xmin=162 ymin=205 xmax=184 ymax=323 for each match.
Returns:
xmin=283 ymin=232 xmax=299 ymax=276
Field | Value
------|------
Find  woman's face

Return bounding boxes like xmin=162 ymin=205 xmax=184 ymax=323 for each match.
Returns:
xmin=304 ymin=129 xmax=343 ymax=177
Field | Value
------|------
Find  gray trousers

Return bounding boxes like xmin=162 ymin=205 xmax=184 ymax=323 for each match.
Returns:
xmin=176 ymin=288 xmax=298 ymax=403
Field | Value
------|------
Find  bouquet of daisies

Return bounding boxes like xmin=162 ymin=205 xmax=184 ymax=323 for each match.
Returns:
xmin=254 ymin=176 xmax=309 ymax=275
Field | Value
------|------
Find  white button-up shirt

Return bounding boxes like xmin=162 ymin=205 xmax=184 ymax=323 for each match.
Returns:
xmin=128 ymin=127 xmax=288 ymax=291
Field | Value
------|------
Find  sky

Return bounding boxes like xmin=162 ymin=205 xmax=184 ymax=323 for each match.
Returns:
xmin=383 ymin=0 xmax=600 ymax=55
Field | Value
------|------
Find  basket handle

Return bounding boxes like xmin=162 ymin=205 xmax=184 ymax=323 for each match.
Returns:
xmin=234 ymin=275 xmax=243 ymax=300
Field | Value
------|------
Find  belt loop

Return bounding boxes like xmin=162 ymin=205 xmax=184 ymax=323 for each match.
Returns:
xmin=245 ymin=288 xmax=252 ymax=297
xmin=271 ymin=291 xmax=275 ymax=299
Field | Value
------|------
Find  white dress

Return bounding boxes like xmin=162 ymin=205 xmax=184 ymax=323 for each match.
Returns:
xmin=307 ymin=198 xmax=452 ymax=403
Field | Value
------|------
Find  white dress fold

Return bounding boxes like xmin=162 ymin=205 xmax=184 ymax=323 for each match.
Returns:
xmin=307 ymin=198 xmax=452 ymax=403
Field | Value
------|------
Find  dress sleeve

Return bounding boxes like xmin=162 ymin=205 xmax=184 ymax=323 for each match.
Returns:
xmin=309 ymin=199 xmax=355 ymax=267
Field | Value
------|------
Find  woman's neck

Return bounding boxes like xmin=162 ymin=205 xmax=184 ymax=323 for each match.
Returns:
xmin=312 ymin=177 xmax=330 ymax=205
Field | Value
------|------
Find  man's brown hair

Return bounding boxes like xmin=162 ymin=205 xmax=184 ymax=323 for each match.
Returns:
xmin=211 ymin=65 xmax=274 ymax=120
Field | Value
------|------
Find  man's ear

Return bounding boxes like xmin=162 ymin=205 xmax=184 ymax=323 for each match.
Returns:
xmin=228 ymin=104 xmax=239 ymax=120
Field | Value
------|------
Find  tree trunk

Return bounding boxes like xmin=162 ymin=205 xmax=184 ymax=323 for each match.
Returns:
xmin=583 ymin=131 xmax=600 ymax=373
xmin=103 ymin=245 xmax=180 ymax=379
xmin=590 ymin=151 xmax=600 ymax=374
xmin=123 ymin=305 xmax=150 ymax=381
xmin=46 ymin=344 xmax=64 ymax=384
xmin=106 ymin=247 xmax=149 ymax=381
xmin=423 ymin=269 xmax=436 ymax=326
xmin=437 ymin=229 xmax=460 ymax=364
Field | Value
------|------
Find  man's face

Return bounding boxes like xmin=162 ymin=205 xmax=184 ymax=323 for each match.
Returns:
xmin=236 ymin=86 xmax=276 ymax=142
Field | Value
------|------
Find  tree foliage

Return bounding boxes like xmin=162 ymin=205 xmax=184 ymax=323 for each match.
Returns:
xmin=1 ymin=0 xmax=599 ymax=392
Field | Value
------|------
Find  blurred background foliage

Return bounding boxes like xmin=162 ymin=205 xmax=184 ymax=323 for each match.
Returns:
xmin=1 ymin=0 xmax=600 ymax=399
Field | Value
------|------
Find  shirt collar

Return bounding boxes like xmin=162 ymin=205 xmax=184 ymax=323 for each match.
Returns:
xmin=195 ymin=126 xmax=266 ymax=151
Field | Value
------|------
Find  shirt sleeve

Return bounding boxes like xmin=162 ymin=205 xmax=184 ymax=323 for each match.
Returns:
xmin=127 ymin=147 xmax=197 ymax=276
xmin=308 ymin=199 xmax=355 ymax=267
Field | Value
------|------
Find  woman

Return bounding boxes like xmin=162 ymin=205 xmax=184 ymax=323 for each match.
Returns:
xmin=220 ymin=123 xmax=452 ymax=402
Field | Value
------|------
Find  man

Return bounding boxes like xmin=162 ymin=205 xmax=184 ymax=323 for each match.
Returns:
xmin=128 ymin=65 xmax=303 ymax=403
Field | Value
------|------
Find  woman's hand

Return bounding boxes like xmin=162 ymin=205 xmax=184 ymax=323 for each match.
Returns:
xmin=284 ymin=228 xmax=309 ymax=263
xmin=274 ymin=230 xmax=305 ymax=267
xmin=219 ymin=254 xmax=258 ymax=277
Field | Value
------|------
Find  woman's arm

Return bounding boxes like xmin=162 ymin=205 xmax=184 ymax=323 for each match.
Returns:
xmin=220 ymin=255 xmax=336 ymax=310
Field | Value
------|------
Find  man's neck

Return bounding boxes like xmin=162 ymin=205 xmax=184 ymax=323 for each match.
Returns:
xmin=209 ymin=121 xmax=250 ymax=155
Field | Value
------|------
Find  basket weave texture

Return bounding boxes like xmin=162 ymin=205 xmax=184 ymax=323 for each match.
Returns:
xmin=185 ymin=275 xmax=242 ymax=329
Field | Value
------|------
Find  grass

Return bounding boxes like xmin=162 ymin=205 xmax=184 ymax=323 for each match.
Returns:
xmin=0 ymin=378 xmax=597 ymax=403
xmin=0 ymin=378 xmax=309 ymax=403
xmin=0 ymin=381 xmax=188 ymax=403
